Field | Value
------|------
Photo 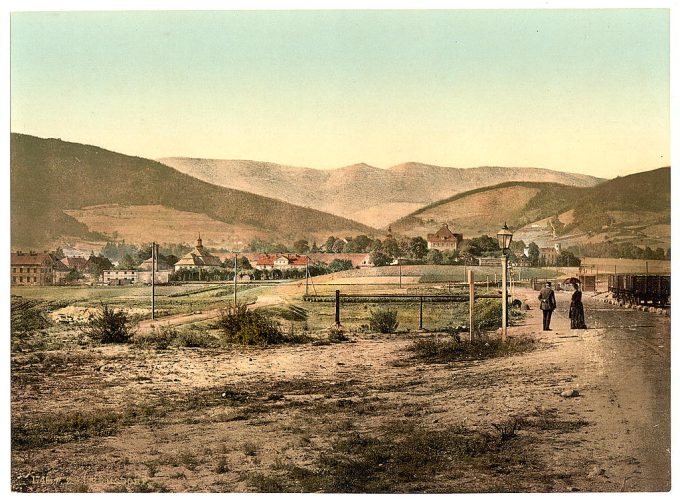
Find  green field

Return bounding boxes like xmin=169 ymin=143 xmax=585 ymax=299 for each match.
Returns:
xmin=10 ymin=283 xmax=268 ymax=317
xmin=272 ymin=300 xmax=471 ymax=333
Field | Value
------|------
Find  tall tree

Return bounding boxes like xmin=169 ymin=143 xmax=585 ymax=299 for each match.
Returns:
xmin=293 ymin=239 xmax=310 ymax=254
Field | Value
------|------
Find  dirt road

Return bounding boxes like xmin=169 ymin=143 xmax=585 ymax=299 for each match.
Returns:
xmin=543 ymin=290 xmax=671 ymax=491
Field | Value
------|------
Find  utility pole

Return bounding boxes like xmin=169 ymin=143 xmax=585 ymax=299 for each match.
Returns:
xmin=151 ymin=242 xmax=156 ymax=320
xmin=399 ymin=260 xmax=402 ymax=289
xmin=305 ymin=257 xmax=309 ymax=296
xmin=233 ymin=252 xmax=238 ymax=306
xmin=468 ymin=270 xmax=475 ymax=342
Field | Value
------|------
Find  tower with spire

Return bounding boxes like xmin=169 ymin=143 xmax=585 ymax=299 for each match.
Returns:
xmin=196 ymin=233 xmax=203 ymax=252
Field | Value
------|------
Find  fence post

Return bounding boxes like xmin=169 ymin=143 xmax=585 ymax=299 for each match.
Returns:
xmin=468 ymin=270 xmax=475 ymax=342
xmin=419 ymin=296 xmax=423 ymax=331
xmin=335 ymin=289 xmax=341 ymax=327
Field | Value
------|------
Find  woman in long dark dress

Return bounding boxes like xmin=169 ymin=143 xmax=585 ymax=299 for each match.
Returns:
xmin=569 ymin=283 xmax=587 ymax=329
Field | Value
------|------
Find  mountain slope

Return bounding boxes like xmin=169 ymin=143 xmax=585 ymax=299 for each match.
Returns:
xmin=157 ymin=157 xmax=604 ymax=228
xmin=390 ymin=167 xmax=670 ymax=249
xmin=10 ymin=134 xmax=377 ymax=249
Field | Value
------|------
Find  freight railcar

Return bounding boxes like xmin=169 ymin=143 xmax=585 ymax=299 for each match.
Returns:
xmin=608 ymin=274 xmax=670 ymax=307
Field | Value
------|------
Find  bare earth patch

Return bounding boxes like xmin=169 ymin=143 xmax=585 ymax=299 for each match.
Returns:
xmin=11 ymin=289 xmax=669 ymax=493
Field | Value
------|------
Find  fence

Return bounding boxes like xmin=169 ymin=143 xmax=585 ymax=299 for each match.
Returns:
xmin=303 ymin=280 xmax=503 ymax=339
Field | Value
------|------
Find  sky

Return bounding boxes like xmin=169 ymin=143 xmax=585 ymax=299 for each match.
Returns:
xmin=9 ymin=8 xmax=670 ymax=178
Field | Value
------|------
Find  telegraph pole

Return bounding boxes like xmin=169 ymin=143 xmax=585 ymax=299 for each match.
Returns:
xmin=305 ymin=258 xmax=309 ymax=296
xmin=151 ymin=242 xmax=156 ymax=320
xmin=233 ymin=252 xmax=238 ymax=306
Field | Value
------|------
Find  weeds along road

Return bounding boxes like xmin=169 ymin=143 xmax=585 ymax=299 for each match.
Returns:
xmin=539 ymin=290 xmax=670 ymax=491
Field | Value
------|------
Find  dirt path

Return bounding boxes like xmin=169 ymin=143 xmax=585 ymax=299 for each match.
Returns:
xmin=135 ymin=282 xmax=302 ymax=334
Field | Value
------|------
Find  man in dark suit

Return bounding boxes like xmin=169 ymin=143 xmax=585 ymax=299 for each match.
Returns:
xmin=538 ymin=281 xmax=557 ymax=330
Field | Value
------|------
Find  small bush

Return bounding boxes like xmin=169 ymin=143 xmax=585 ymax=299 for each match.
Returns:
xmin=369 ymin=308 xmax=399 ymax=333
xmin=217 ymin=304 xmax=285 ymax=345
xmin=328 ymin=327 xmax=349 ymax=343
xmin=80 ymin=304 xmax=136 ymax=344
xmin=475 ymin=299 xmax=503 ymax=331
xmin=174 ymin=328 xmax=216 ymax=348
xmin=133 ymin=328 xmax=174 ymax=349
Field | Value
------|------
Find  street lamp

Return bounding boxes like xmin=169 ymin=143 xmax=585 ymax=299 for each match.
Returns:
xmin=497 ymin=222 xmax=514 ymax=341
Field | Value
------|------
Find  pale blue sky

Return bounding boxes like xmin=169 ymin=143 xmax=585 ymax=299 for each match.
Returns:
xmin=10 ymin=9 xmax=670 ymax=177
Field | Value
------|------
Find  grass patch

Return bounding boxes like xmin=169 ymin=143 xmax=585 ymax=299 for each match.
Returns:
xmin=409 ymin=336 xmax=537 ymax=363
xmin=275 ymin=421 xmax=508 ymax=493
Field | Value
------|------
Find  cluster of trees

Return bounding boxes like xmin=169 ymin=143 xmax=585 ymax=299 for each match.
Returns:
xmin=564 ymin=242 xmax=670 ymax=261
xmin=101 ymin=241 xmax=192 ymax=269
xmin=167 ymin=258 xmax=355 ymax=282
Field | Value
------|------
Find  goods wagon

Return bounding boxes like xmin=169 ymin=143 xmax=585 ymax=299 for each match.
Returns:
xmin=608 ymin=274 xmax=670 ymax=306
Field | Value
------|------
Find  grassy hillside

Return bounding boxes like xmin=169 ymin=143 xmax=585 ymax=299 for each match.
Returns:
xmin=10 ymin=134 xmax=377 ymax=249
xmin=391 ymin=181 xmax=580 ymax=237
xmin=390 ymin=167 xmax=670 ymax=248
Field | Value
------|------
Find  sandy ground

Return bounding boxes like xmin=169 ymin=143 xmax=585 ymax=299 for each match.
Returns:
xmin=11 ymin=288 xmax=670 ymax=493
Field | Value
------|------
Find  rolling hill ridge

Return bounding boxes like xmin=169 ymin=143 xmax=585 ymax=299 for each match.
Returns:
xmin=390 ymin=167 xmax=670 ymax=249
xmin=10 ymin=134 xmax=378 ymax=250
xmin=157 ymin=157 xmax=604 ymax=228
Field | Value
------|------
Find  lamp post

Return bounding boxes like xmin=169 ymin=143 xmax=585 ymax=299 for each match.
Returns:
xmin=496 ymin=223 xmax=513 ymax=341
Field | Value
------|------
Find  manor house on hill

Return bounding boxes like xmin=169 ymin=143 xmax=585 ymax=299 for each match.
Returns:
xmin=427 ymin=223 xmax=463 ymax=251
xmin=174 ymin=236 xmax=223 ymax=272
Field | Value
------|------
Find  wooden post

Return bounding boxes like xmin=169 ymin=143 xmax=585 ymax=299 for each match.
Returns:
xmin=151 ymin=242 xmax=156 ymax=320
xmin=419 ymin=296 xmax=424 ymax=331
xmin=335 ymin=290 xmax=340 ymax=327
xmin=399 ymin=262 xmax=402 ymax=289
xmin=501 ymin=255 xmax=508 ymax=342
xmin=305 ymin=258 xmax=309 ymax=296
xmin=468 ymin=270 xmax=475 ymax=342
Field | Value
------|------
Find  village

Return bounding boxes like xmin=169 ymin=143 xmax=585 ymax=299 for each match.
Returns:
xmin=8 ymin=8 xmax=672 ymax=496
xmin=11 ymin=223 xmax=583 ymax=287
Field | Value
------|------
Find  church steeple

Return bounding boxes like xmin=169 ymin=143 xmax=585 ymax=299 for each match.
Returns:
xmin=196 ymin=233 xmax=204 ymax=252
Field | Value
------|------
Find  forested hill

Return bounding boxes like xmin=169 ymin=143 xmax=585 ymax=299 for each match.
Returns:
xmin=10 ymin=134 xmax=377 ymax=249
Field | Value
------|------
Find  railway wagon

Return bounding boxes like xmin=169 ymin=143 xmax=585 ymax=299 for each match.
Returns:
xmin=608 ymin=274 xmax=670 ymax=306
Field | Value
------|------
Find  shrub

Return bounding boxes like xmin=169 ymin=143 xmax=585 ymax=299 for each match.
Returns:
xmin=475 ymin=299 xmax=503 ymax=331
xmin=328 ymin=327 xmax=349 ymax=343
xmin=11 ymin=297 xmax=53 ymax=334
xmin=133 ymin=328 xmax=175 ymax=349
xmin=174 ymin=328 xmax=216 ymax=348
xmin=80 ymin=304 xmax=136 ymax=344
xmin=217 ymin=304 xmax=284 ymax=345
xmin=369 ymin=308 xmax=399 ymax=333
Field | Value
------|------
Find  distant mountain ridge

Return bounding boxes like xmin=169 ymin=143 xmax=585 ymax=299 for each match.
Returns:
xmin=157 ymin=157 xmax=604 ymax=228
xmin=10 ymin=134 xmax=377 ymax=249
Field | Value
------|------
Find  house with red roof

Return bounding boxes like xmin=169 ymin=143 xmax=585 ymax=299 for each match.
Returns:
xmin=427 ymin=223 xmax=463 ymax=251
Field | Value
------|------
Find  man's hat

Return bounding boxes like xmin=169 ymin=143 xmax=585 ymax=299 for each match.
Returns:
xmin=546 ymin=281 xmax=552 ymax=286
